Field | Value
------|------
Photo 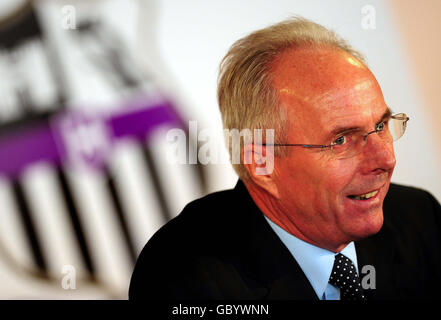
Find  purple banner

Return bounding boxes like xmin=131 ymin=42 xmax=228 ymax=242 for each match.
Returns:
xmin=0 ymin=100 xmax=182 ymax=178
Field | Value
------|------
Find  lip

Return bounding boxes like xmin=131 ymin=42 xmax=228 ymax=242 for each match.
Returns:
xmin=346 ymin=184 xmax=384 ymax=201
xmin=344 ymin=185 xmax=385 ymax=212
xmin=347 ymin=188 xmax=381 ymax=198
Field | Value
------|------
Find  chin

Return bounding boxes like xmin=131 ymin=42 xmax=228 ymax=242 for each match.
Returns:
xmin=350 ymin=210 xmax=384 ymax=240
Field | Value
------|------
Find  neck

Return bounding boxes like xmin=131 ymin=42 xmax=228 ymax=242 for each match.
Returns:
xmin=243 ymin=181 xmax=350 ymax=253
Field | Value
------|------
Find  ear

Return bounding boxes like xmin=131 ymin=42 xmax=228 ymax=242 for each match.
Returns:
xmin=243 ymin=143 xmax=280 ymax=199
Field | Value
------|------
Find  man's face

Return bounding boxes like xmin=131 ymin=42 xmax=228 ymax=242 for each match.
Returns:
xmin=271 ymin=47 xmax=396 ymax=251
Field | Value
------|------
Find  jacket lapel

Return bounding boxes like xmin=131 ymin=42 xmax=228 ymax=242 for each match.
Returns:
xmin=233 ymin=181 xmax=319 ymax=300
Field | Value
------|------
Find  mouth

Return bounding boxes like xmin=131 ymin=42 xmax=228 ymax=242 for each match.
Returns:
xmin=343 ymin=182 xmax=390 ymax=215
xmin=347 ymin=190 xmax=379 ymax=201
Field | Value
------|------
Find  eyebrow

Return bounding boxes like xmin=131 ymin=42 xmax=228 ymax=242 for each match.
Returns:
xmin=329 ymin=108 xmax=392 ymax=137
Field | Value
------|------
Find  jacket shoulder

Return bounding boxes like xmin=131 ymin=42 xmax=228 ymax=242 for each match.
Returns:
xmin=383 ymin=183 xmax=441 ymax=239
xmin=151 ymin=187 xmax=237 ymax=245
xmin=385 ymin=183 xmax=440 ymax=210
xmin=129 ymin=187 xmax=240 ymax=299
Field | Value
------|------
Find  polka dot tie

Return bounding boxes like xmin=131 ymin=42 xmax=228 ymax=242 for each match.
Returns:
xmin=328 ymin=253 xmax=366 ymax=301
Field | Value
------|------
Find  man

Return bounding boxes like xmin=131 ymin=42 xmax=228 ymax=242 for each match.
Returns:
xmin=129 ymin=17 xmax=441 ymax=300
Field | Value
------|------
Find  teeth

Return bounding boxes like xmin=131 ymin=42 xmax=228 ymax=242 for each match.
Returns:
xmin=352 ymin=190 xmax=378 ymax=200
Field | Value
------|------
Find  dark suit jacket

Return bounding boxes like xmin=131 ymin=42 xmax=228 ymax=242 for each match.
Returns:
xmin=129 ymin=181 xmax=441 ymax=300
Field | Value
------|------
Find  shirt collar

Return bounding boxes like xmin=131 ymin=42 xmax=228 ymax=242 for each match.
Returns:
xmin=264 ymin=215 xmax=358 ymax=299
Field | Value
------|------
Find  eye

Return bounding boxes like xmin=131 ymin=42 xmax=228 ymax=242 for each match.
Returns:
xmin=376 ymin=121 xmax=385 ymax=132
xmin=333 ymin=135 xmax=347 ymax=146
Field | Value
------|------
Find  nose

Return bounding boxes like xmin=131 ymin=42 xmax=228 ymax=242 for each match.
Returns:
xmin=359 ymin=132 xmax=396 ymax=174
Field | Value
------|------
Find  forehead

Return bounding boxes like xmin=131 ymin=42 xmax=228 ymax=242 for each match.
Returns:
xmin=271 ymin=46 xmax=370 ymax=97
xmin=271 ymin=46 xmax=387 ymax=138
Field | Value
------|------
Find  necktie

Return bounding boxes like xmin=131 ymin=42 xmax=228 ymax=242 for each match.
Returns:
xmin=328 ymin=253 xmax=366 ymax=301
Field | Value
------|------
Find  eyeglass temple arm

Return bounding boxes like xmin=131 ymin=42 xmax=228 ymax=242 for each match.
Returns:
xmin=261 ymin=143 xmax=331 ymax=149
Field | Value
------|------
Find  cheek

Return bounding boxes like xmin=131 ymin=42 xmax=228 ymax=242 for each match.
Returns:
xmin=275 ymin=155 xmax=359 ymax=204
xmin=277 ymin=156 xmax=319 ymax=188
xmin=275 ymin=157 xmax=317 ymax=203
xmin=318 ymin=158 xmax=359 ymax=193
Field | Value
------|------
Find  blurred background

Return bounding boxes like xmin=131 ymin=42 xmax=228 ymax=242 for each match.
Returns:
xmin=0 ymin=0 xmax=439 ymax=299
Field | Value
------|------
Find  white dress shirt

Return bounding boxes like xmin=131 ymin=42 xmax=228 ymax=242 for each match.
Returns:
xmin=264 ymin=215 xmax=360 ymax=300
